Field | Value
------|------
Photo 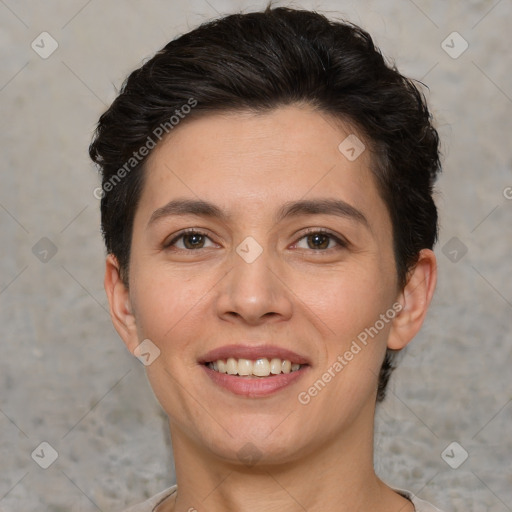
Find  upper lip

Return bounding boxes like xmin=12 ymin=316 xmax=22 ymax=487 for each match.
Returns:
xmin=198 ymin=344 xmax=310 ymax=365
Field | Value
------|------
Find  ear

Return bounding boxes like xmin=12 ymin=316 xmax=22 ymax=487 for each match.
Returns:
xmin=387 ymin=249 xmax=437 ymax=350
xmin=104 ymin=254 xmax=140 ymax=353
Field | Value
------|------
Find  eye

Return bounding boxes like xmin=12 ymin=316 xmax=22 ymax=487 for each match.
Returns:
xmin=163 ymin=228 xmax=348 ymax=252
xmin=294 ymin=229 xmax=348 ymax=251
xmin=164 ymin=229 xmax=216 ymax=250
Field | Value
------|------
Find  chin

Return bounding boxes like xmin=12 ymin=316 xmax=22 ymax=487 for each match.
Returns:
xmin=195 ymin=421 xmax=312 ymax=468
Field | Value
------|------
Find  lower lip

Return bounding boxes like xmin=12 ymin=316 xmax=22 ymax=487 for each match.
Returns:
xmin=201 ymin=365 xmax=308 ymax=397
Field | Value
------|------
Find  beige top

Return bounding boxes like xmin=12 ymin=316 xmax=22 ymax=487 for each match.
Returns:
xmin=121 ymin=484 xmax=445 ymax=511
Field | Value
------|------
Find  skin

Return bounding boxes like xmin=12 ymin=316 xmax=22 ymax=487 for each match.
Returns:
xmin=105 ymin=105 xmax=437 ymax=512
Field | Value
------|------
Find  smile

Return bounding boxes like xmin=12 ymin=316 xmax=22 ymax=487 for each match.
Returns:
xmin=206 ymin=357 xmax=303 ymax=377
xmin=199 ymin=344 xmax=310 ymax=397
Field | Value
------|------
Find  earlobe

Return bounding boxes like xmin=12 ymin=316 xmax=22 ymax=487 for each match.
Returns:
xmin=387 ymin=249 xmax=437 ymax=350
xmin=104 ymin=254 xmax=139 ymax=353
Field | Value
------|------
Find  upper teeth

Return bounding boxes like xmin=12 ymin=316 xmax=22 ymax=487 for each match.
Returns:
xmin=207 ymin=358 xmax=302 ymax=377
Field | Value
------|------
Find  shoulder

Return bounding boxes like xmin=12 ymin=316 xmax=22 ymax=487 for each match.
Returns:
xmin=119 ymin=485 xmax=445 ymax=512
xmin=394 ymin=488 xmax=446 ymax=512
xmin=120 ymin=485 xmax=177 ymax=512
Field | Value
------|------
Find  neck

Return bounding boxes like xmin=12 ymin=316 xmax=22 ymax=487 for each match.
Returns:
xmin=165 ymin=403 xmax=410 ymax=512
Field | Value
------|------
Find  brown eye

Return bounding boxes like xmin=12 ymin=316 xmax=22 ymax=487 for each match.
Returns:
xmin=295 ymin=230 xmax=347 ymax=251
xmin=182 ymin=233 xmax=206 ymax=249
xmin=165 ymin=230 xmax=214 ymax=250
xmin=306 ymin=233 xmax=330 ymax=250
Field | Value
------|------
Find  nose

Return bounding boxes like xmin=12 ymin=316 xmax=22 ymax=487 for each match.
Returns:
xmin=214 ymin=245 xmax=293 ymax=326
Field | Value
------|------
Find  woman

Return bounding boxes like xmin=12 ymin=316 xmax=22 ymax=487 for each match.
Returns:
xmin=90 ymin=5 xmax=444 ymax=511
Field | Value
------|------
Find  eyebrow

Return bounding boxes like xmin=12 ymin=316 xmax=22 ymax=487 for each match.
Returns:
xmin=147 ymin=198 xmax=370 ymax=230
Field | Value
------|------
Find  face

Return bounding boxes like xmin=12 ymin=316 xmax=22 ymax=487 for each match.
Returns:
xmin=112 ymin=105 xmax=408 ymax=465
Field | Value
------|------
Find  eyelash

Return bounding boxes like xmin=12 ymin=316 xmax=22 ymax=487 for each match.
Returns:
xmin=164 ymin=228 xmax=348 ymax=253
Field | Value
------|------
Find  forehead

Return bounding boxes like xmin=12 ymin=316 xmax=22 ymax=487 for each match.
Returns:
xmin=136 ymin=105 xmax=389 ymax=232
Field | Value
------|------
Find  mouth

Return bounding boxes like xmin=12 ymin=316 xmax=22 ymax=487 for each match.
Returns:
xmin=198 ymin=345 xmax=310 ymax=397
xmin=205 ymin=357 xmax=304 ymax=377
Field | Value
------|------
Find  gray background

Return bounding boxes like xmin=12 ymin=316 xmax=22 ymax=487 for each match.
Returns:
xmin=1 ymin=1 xmax=511 ymax=510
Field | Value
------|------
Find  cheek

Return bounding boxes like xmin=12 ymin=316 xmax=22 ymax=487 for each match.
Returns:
xmin=129 ymin=265 xmax=206 ymax=348
xmin=293 ymin=270 xmax=395 ymax=426
xmin=128 ymin=269 xmax=212 ymax=420
xmin=298 ymin=263 xmax=394 ymax=337
xmin=296 ymin=264 xmax=396 ymax=401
